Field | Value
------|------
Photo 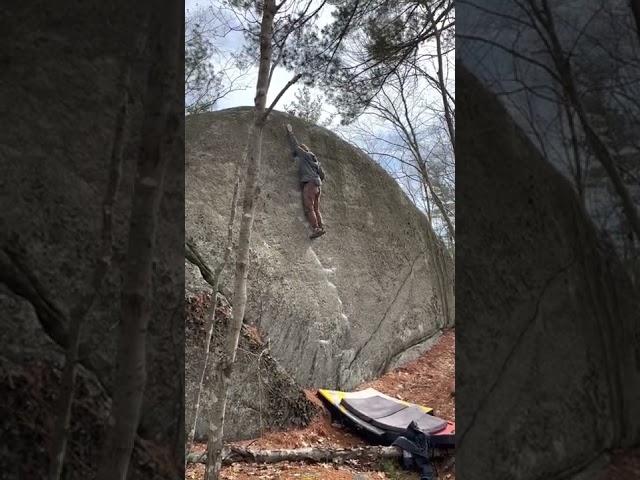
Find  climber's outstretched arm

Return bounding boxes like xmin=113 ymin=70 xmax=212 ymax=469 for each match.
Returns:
xmin=286 ymin=124 xmax=304 ymax=157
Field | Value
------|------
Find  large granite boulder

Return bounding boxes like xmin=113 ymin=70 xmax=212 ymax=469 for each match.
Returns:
xmin=185 ymin=108 xmax=454 ymax=439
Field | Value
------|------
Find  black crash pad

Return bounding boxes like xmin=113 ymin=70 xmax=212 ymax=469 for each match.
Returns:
xmin=372 ymin=406 xmax=447 ymax=434
xmin=341 ymin=395 xmax=406 ymax=422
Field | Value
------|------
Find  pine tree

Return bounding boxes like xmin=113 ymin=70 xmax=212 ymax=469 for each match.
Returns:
xmin=285 ymin=86 xmax=323 ymax=124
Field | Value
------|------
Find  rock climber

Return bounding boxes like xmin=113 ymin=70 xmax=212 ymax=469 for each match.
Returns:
xmin=286 ymin=123 xmax=326 ymax=239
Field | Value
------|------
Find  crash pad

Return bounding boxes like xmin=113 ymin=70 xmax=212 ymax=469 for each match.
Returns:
xmin=371 ymin=406 xmax=447 ymax=434
xmin=317 ymin=388 xmax=432 ymax=414
xmin=341 ymin=395 xmax=407 ymax=422
xmin=317 ymin=388 xmax=455 ymax=448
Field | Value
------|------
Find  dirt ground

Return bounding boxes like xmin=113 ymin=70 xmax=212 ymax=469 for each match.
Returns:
xmin=187 ymin=329 xmax=456 ymax=479
xmin=601 ymin=448 xmax=640 ymax=479
xmin=187 ymin=328 xmax=640 ymax=479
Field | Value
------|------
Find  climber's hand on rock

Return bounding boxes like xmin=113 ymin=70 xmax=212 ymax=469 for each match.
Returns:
xmin=286 ymin=124 xmax=293 ymax=133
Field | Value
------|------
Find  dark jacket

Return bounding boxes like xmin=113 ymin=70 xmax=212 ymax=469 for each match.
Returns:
xmin=287 ymin=130 xmax=325 ymax=186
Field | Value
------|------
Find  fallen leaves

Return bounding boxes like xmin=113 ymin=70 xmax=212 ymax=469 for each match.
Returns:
xmin=187 ymin=329 xmax=456 ymax=480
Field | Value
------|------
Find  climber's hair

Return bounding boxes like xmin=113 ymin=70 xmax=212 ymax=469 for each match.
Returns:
xmin=299 ymin=144 xmax=309 ymax=152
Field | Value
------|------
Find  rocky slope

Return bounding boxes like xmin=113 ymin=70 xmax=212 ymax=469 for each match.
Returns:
xmin=185 ymin=292 xmax=315 ymax=441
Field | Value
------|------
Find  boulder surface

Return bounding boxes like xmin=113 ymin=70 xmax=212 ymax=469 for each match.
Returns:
xmin=185 ymin=108 xmax=454 ymax=439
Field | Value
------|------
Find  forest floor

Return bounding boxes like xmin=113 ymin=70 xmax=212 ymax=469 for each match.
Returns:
xmin=186 ymin=329 xmax=456 ymax=480
xmin=602 ymin=448 xmax=640 ymax=479
xmin=185 ymin=325 xmax=640 ymax=479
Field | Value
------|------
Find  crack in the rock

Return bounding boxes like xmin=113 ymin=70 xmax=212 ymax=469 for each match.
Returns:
xmin=457 ymin=256 xmax=578 ymax=449
xmin=308 ymin=247 xmax=348 ymax=326
xmin=378 ymin=329 xmax=443 ymax=376
xmin=347 ymin=254 xmax=422 ymax=371
xmin=1 ymin=246 xmax=70 ymax=348
xmin=0 ymin=245 xmax=111 ymax=393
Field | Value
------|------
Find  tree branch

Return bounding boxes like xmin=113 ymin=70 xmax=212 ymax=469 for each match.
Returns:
xmin=263 ymin=73 xmax=302 ymax=120
xmin=185 ymin=240 xmax=218 ymax=290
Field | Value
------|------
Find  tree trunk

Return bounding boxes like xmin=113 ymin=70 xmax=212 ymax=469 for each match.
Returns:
xmin=559 ymin=98 xmax=585 ymax=203
xmin=204 ymin=1 xmax=277 ymax=478
xmin=96 ymin=109 xmax=169 ymax=479
xmin=418 ymin=161 xmax=455 ymax=239
xmin=433 ymin=15 xmax=455 ymax=148
xmin=186 ymin=135 xmax=250 ymax=459
xmin=95 ymin=4 xmax=181 ymax=479
xmin=538 ymin=0 xmax=640 ymax=242
xmin=96 ymin=108 xmax=170 ymax=480
xmin=190 ymin=445 xmax=448 ymax=466
xmin=48 ymin=66 xmax=130 ymax=480
xmin=423 ymin=181 xmax=433 ymax=224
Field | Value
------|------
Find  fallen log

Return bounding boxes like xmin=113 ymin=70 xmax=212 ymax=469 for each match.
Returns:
xmin=187 ymin=445 xmax=449 ymax=466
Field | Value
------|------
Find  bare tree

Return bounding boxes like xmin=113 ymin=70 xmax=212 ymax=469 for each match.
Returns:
xmin=459 ymin=0 xmax=640 ymax=244
xmin=186 ymin=6 xmax=249 ymax=113
xmin=349 ymin=66 xmax=455 ymax=244
xmin=184 ymin=134 xmax=249 ymax=460
xmin=202 ymin=0 xmax=330 ymax=476
xmin=528 ymin=0 xmax=640 ymax=241
xmin=414 ymin=1 xmax=456 ymax=148
xmin=95 ymin=4 xmax=182 ymax=479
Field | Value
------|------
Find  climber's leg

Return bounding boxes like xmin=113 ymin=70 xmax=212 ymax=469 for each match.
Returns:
xmin=314 ymin=186 xmax=323 ymax=229
xmin=309 ymin=185 xmax=325 ymax=239
xmin=301 ymin=182 xmax=319 ymax=229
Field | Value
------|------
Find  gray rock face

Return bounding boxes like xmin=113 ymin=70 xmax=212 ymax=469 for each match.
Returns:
xmin=457 ymin=65 xmax=640 ymax=479
xmin=185 ymin=108 xmax=454 ymax=397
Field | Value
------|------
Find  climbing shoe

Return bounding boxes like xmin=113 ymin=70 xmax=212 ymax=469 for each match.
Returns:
xmin=310 ymin=227 xmax=326 ymax=239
